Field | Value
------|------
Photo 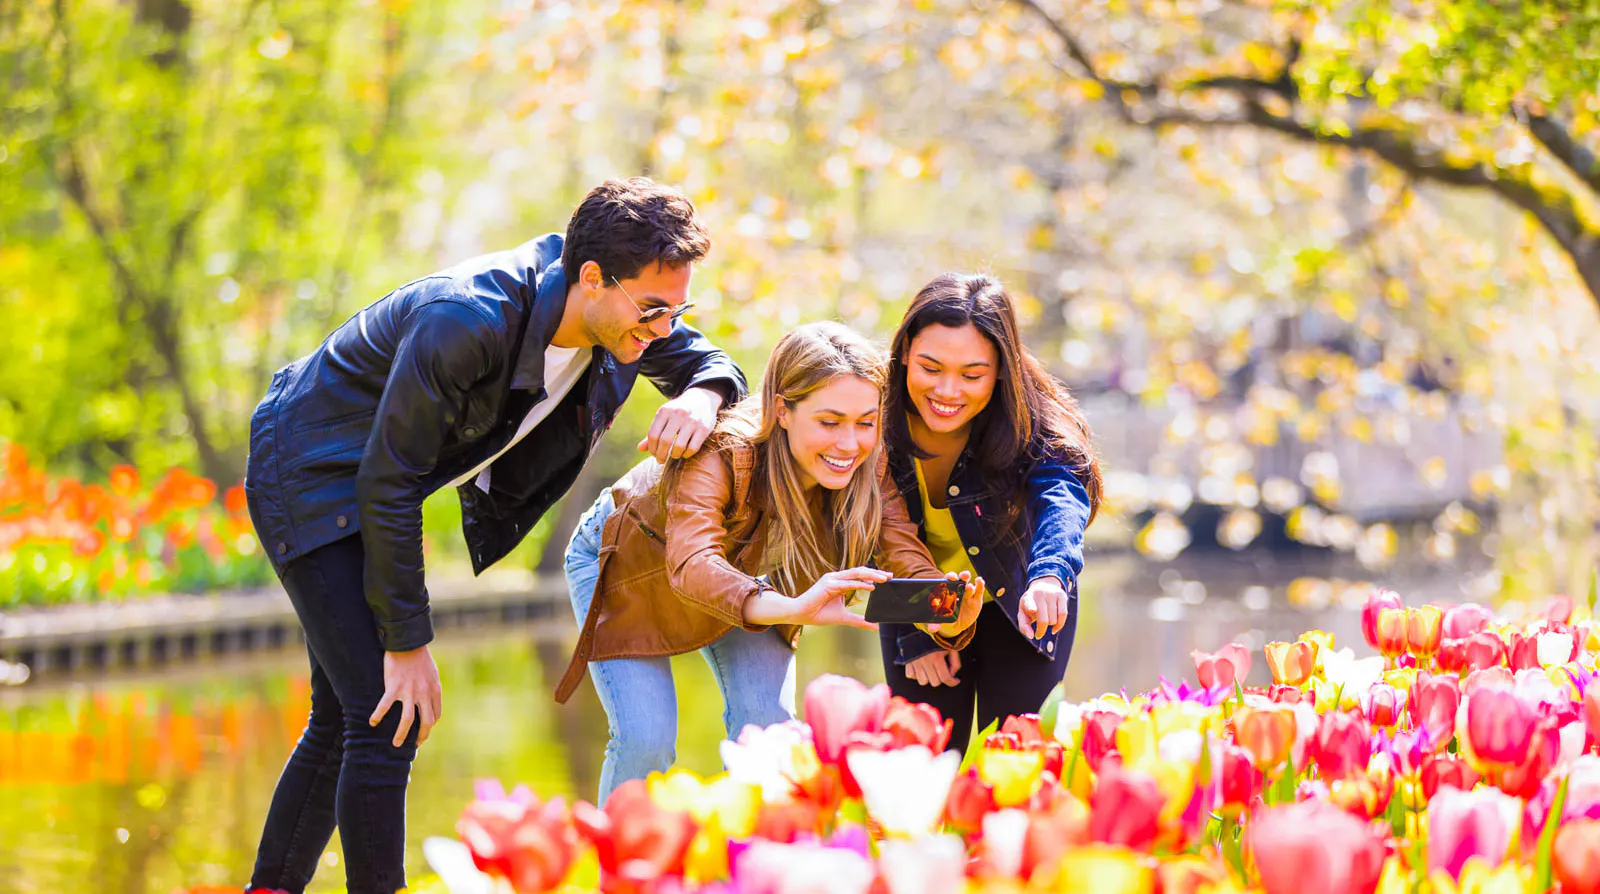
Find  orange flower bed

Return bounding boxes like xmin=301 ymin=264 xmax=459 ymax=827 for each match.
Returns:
xmin=0 ymin=444 xmax=272 ymax=605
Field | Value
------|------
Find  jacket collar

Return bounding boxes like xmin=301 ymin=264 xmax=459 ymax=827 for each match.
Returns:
xmin=510 ymin=255 xmax=618 ymax=391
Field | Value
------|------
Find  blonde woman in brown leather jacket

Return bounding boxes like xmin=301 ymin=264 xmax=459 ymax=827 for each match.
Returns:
xmin=555 ymin=321 xmax=983 ymax=803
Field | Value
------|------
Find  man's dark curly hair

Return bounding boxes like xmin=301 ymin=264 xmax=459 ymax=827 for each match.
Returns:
xmin=563 ymin=177 xmax=711 ymax=282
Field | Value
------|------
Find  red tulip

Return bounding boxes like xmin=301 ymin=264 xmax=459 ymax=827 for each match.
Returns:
xmin=1215 ymin=742 xmax=1264 ymax=816
xmin=1309 ymin=710 xmax=1372 ymax=781
xmin=1329 ymin=772 xmax=1393 ymax=820
xmin=1373 ymin=608 xmax=1409 ymax=658
xmin=752 ymin=799 xmax=826 ymax=843
xmin=1267 ymin=684 xmax=1315 ymax=707
xmin=1088 ymin=765 xmax=1163 ymax=850
xmin=988 ymin=714 xmax=1065 ymax=778
xmin=1192 ymin=642 xmax=1252 ymax=690
xmin=1080 ymin=710 xmax=1122 ymax=771
xmin=883 ymin=696 xmax=953 ymax=753
xmin=458 ymin=792 xmax=580 ymax=893
xmin=1233 ymin=705 xmax=1298 ymax=771
xmin=1556 ymin=819 xmax=1600 ymax=894
xmin=1442 ymin=602 xmax=1493 ymax=639
xmin=1248 ymin=800 xmax=1386 ymax=894
xmin=1263 ymin=641 xmax=1317 ymax=686
xmin=1508 ymin=633 xmax=1541 ymax=672
xmin=802 ymin=674 xmax=889 ymax=765
xmin=943 ymin=767 xmax=997 ymax=836
xmin=1492 ymin=717 xmax=1561 ymax=799
xmin=1435 ymin=638 xmax=1469 ymax=674
xmin=572 ymin=780 xmax=696 ymax=890
xmin=1362 ymin=683 xmax=1403 ymax=729
xmin=1362 ymin=588 xmax=1405 ymax=652
xmin=1420 ymin=753 xmax=1480 ymax=799
xmin=1022 ymin=791 xmax=1091 ymax=879
xmin=1409 ymin=674 xmax=1462 ymax=746
xmin=1464 ymin=687 xmax=1540 ymax=767
xmin=1461 ymin=631 xmax=1507 ymax=671
xmin=1427 ymin=786 xmax=1515 ymax=880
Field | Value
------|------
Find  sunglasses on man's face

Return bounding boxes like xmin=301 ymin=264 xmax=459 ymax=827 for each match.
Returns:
xmin=612 ymin=277 xmax=694 ymax=325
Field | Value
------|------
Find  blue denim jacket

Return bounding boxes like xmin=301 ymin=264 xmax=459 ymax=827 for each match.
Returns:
xmin=882 ymin=443 xmax=1092 ymax=665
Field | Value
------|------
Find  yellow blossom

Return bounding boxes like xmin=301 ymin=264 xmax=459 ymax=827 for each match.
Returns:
xmin=1052 ymin=845 xmax=1154 ymax=894
xmin=1299 ymin=630 xmax=1336 ymax=670
xmin=978 ymin=748 xmax=1044 ymax=808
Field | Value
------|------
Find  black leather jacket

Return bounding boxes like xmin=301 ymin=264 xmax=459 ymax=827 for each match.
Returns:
xmin=244 ymin=233 xmax=747 ymax=651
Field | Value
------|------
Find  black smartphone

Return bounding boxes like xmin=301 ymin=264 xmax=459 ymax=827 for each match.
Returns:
xmin=863 ymin=578 xmax=964 ymax=624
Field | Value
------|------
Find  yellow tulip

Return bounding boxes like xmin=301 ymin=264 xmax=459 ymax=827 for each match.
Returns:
xmin=1426 ymin=858 xmax=1536 ymax=894
xmin=1299 ymin=630 xmax=1337 ymax=670
xmin=1374 ymin=855 xmax=1409 ymax=894
xmin=978 ymin=748 xmax=1045 ymax=808
xmin=1052 ymin=845 xmax=1154 ymax=894
xmin=1140 ymin=757 xmax=1196 ymax=824
xmin=647 ymin=768 xmax=759 ymax=838
xmin=1117 ymin=713 xmax=1161 ymax=768
xmin=1383 ymin=667 xmax=1419 ymax=693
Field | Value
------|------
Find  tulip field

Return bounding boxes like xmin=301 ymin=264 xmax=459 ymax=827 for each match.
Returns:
xmin=385 ymin=588 xmax=1600 ymax=894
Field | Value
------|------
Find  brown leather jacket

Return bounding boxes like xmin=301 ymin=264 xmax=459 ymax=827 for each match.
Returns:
xmin=555 ymin=442 xmax=971 ymax=702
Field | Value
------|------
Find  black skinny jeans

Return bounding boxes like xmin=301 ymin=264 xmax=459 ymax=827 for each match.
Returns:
xmin=881 ymin=600 xmax=1068 ymax=754
xmin=248 ymin=534 xmax=418 ymax=894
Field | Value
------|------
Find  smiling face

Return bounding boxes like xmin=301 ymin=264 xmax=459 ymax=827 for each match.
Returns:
xmin=904 ymin=322 xmax=999 ymax=435
xmin=777 ymin=375 xmax=882 ymax=491
xmin=578 ymin=260 xmax=693 ymax=363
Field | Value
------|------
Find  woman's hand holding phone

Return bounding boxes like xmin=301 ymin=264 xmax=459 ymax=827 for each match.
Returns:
xmin=923 ymin=570 xmax=984 ymax=638
xmin=742 ymin=567 xmax=889 ymax=630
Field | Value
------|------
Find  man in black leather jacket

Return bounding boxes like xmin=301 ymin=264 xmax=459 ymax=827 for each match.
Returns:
xmin=242 ymin=178 xmax=746 ymax=894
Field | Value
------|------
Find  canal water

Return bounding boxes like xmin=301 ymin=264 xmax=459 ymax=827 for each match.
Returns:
xmin=0 ymin=548 xmax=1490 ymax=893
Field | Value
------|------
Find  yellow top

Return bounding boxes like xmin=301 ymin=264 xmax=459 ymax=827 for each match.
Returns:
xmin=914 ymin=459 xmax=991 ymax=601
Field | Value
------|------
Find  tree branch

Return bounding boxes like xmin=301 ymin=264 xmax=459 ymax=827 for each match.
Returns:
xmin=1524 ymin=111 xmax=1600 ymax=197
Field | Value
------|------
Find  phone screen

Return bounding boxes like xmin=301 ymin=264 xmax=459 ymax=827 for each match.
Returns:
xmin=863 ymin=578 xmax=963 ymax=624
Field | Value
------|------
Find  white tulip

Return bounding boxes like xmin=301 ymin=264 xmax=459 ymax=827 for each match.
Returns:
xmin=847 ymin=746 xmax=962 ymax=837
xmin=720 ymin=720 xmax=814 ymax=802
xmin=879 ymin=835 xmax=966 ymax=894
xmin=981 ymin=809 xmax=1030 ymax=879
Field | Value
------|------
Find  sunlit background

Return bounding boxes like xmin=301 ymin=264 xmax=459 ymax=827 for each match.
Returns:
xmin=3 ymin=0 xmax=1598 ymax=890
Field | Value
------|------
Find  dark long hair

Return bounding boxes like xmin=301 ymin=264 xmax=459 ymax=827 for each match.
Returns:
xmin=884 ymin=273 xmax=1103 ymax=528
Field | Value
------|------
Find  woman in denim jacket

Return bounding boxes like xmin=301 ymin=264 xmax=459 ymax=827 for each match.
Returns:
xmin=879 ymin=273 xmax=1102 ymax=753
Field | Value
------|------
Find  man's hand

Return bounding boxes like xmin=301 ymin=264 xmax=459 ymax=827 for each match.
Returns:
xmin=639 ymin=386 xmax=724 ymax=463
xmin=906 ymin=649 xmax=962 ymax=688
xmin=1019 ymin=575 xmax=1072 ymax=639
xmin=370 ymin=645 xmax=443 ymax=748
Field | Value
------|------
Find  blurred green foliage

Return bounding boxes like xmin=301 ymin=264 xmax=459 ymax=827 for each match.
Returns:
xmin=1 ymin=0 xmax=1597 ymax=598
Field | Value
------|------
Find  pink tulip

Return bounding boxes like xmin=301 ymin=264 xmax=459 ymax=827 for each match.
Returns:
xmin=1409 ymin=674 xmax=1461 ymax=746
xmin=1308 ymin=710 xmax=1372 ymax=781
xmin=1191 ymin=642 xmax=1252 ymax=690
xmin=1464 ymin=686 xmax=1540 ymax=767
xmin=1427 ymin=786 xmax=1516 ymax=880
xmin=803 ymin=674 xmax=890 ymax=766
xmin=1361 ymin=588 xmax=1405 ymax=652
xmin=1362 ymin=683 xmax=1404 ymax=729
xmin=1442 ymin=603 xmax=1493 ymax=639
xmin=1248 ymin=800 xmax=1386 ymax=894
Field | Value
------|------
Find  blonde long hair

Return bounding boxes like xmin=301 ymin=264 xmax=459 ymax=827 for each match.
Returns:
xmin=667 ymin=321 xmax=886 ymax=596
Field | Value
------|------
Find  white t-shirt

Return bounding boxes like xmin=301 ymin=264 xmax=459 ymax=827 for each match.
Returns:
xmin=447 ymin=344 xmax=592 ymax=492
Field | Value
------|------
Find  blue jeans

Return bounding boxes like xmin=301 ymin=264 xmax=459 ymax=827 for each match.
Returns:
xmin=248 ymin=534 xmax=417 ymax=894
xmin=564 ymin=490 xmax=796 ymax=805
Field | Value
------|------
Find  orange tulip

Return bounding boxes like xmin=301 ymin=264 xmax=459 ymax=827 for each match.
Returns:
xmin=1263 ymin=640 xmax=1317 ymax=686
xmin=1233 ymin=705 xmax=1297 ymax=771
xmin=1404 ymin=605 xmax=1444 ymax=656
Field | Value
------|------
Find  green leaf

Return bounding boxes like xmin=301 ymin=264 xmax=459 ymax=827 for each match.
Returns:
xmin=1535 ymin=774 xmax=1570 ymax=893
xmin=962 ymin=719 xmax=1000 ymax=772
xmin=1038 ymin=681 xmax=1067 ymax=738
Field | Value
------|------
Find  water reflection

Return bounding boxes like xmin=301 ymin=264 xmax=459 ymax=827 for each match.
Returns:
xmin=0 ymin=549 xmax=1489 ymax=892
